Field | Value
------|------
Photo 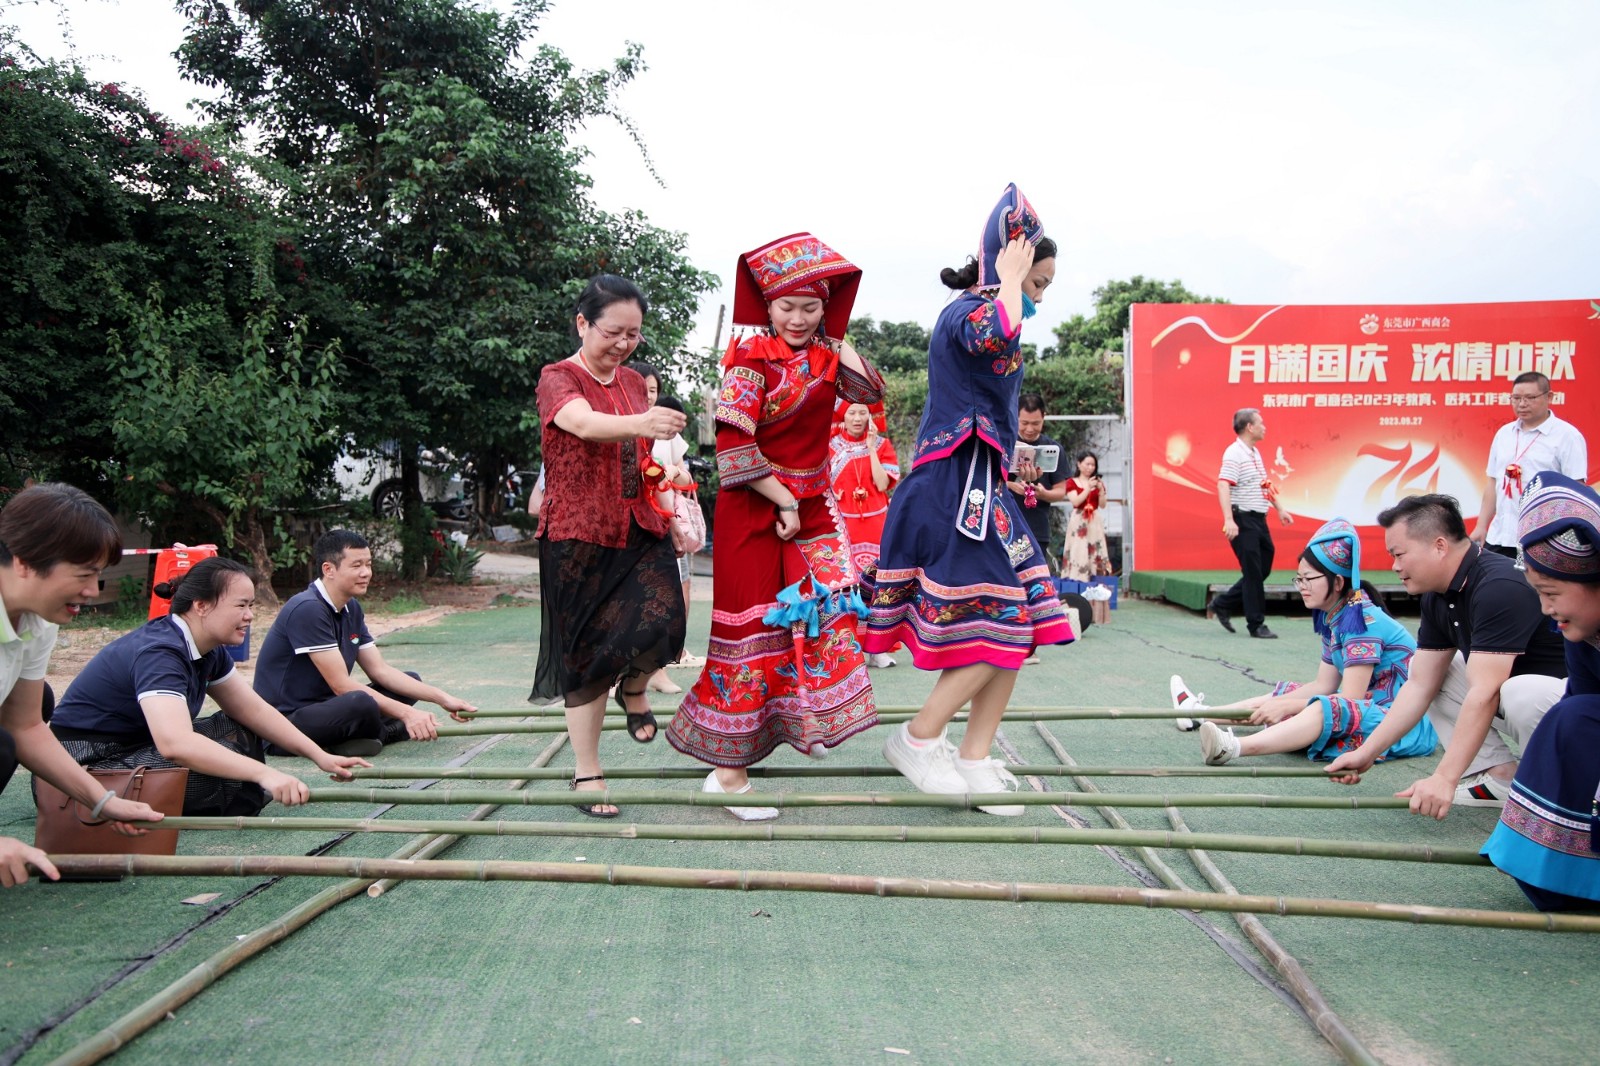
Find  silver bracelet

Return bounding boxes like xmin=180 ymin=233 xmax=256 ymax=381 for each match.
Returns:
xmin=776 ymin=502 xmax=799 ymax=512
xmin=88 ymin=788 xmax=118 ymax=821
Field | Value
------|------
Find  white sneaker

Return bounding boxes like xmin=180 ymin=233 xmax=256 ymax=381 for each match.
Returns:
xmin=1455 ymin=770 xmax=1512 ymax=808
xmin=1022 ymin=654 xmax=1042 ymax=666
xmin=953 ymin=756 xmax=1025 ymax=816
xmin=703 ymin=770 xmax=778 ymax=821
xmin=868 ymin=652 xmax=898 ymax=669
xmin=1199 ymin=722 xmax=1240 ymax=766
xmin=883 ymin=724 xmax=966 ymax=795
xmin=1170 ymin=674 xmax=1206 ymax=731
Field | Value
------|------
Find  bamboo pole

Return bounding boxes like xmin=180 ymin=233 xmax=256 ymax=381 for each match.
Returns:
xmin=452 ymin=706 xmax=1252 ymax=724
xmin=297 ymin=786 xmax=1413 ymax=811
xmin=46 ymin=733 xmax=569 ymax=1066
xmin=44 ymin=854 xmax=1600 ymax=933
xmin=1033 ymin=723 xmax=1379 ymax=1066
xmin=1163 ymin=799 xmax=1378 ymax=1065
xmin=461 ymin=704 xmax=1231 ymax=718
xmin=47 ymin=828 xmax=456 ymax=1066
xmin=998 ymin=726 xmax=1339 ymax=1048
xmin=367 ymin=734 xmax=569 ymax=898
xmin=348 ymin=763 xmax=1338 ymax=781
xmin=148 ymin=815 xmax=1490 ymax=866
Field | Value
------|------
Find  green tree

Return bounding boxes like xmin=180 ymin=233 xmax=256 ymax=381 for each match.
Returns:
xmin=176 ymin=0 xmax=715 ymax=569
xmin=847 ymin=316 xmax=932 ymax=374
xmin=0 ymin=36 xmax=302 ymax=494
xmin=1051 ymin=275 xmax=1227 ymax=359
xmin=110 ymin=286 xmax=339 ymax=601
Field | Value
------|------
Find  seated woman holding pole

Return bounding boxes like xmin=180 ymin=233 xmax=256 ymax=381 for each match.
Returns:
xmin=50 ymin=557 xmax=369 ymax=816
xmin=1480 ymin=472 xmax=1600 ymax=911
xmin=1170 ymin=518 xmax=1438 ymax=767
xmin=1 ymin=483 xmax=163 ymax=887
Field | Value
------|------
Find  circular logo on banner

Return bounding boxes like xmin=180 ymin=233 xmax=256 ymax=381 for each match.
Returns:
xmin=1359 ymin=313 xmax=1380 ymax=335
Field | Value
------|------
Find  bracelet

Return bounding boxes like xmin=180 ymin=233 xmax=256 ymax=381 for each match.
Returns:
xmin=776 ymin=502 xmax=799 ymax=512
xmin=88 ymin=788 xmax=118 ymax=821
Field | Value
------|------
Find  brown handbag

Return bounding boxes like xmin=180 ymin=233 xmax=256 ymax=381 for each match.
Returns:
xmin=33 ymin=765 xmax=188 ymax=858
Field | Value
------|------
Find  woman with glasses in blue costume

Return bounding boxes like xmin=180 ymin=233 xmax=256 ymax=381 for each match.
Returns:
xmin=1171 ymin=518 xmax=1438 ymax=767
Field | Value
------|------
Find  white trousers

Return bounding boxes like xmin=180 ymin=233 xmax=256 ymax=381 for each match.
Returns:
xmin=1426 ymin=652 xmax=1564 ymax=776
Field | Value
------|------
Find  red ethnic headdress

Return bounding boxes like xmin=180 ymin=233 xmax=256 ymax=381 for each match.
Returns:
xmin=731 ymin=232 xmax=862 ymax=340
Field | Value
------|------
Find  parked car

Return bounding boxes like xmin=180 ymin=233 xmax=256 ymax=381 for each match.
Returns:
xmin=334 ymin=443 xmax=473 ymax=520
xmin=335 ymin=443 xmax=533 ymax=522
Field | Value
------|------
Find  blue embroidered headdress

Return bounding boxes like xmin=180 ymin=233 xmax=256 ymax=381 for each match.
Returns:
xmin=1517 ymin=471 xmax=1600 ymax=583
xmin=975 ymin=183 xmax=1043 ymax=290
xmin=1305 ymin=517 xmax=1366 ymax=636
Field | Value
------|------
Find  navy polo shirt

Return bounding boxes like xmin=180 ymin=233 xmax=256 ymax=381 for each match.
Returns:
xmin=252 ymin=580 xmax=374 ymax=713
xmin=51 ymin=614 xmax=235 ymax=743
xmin=1416 ymin=544 xmax=1567 ymax=678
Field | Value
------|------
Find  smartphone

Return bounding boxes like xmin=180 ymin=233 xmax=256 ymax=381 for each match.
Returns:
xmin=1012 ymin=441 xmax=1060 ymax=473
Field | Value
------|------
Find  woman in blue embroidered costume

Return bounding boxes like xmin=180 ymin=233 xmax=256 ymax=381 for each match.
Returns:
xmin=1169 ymin=518 xmax=1437 ymax=767
xmin=667 ymin=233 xmax=882 ymax=820
xmin=861 ymin=184 xmax=1076 ymax=815
xmin=1481 ymin=471 xmax=1600 ymax=910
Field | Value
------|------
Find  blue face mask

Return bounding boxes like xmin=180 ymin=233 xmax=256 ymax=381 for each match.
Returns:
xmin=1021 ymin=292 xmax=1038 ymax=319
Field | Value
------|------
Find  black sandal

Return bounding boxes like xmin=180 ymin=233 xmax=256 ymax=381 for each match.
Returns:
xmin=570 ymin=774 xmax=619 ymax=819
xmin=616 ymin=687 xmax=657 ymax=744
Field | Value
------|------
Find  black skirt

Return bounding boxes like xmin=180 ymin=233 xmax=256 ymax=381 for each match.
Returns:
xmin=531 ymin=521 xmax=686 ymax=706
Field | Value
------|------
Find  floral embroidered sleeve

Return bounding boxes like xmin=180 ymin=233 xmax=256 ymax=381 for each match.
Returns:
xmin=1340 ymin=634 xmax=1383 ymax=668
xmin=715 ymin=363 xmax=774 ymax=488
xmin=878 ymin=436 xmax=901 ymax=485
xmin=835 ymin=358 xmax=884 ymax=406
xmin=958 ymin=299 xmax=1021 ymax=358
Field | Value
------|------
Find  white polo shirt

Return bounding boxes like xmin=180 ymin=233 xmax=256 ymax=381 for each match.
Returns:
xmin=1484 ymin=413 xmax=1588 ymax=547
xmin=0 ymin=586 xmax=58 ymax=704
xmin=1219 ymin=440 xmax=1270 ymax=513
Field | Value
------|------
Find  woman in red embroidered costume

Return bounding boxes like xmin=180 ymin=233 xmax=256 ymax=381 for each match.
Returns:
xmin=667 ymin=233 xmax=883 ymax=819
xmin=830 ymin=399 xmax=900 ymax=667
xmin=531 ymin=276 xmax=689 ymax=818
xmin=1061 ymin=450 xmax=1113 ymax=582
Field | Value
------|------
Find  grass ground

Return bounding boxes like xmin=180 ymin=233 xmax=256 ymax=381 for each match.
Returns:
xmin=3 ymin=595 xmax=1597 ymax=1065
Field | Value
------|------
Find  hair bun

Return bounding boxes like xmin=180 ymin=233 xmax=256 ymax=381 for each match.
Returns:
xmin=151 ymin=579 xmax=180 ymax=600
xmin=940 ymin=260 xmax=980 ymax=290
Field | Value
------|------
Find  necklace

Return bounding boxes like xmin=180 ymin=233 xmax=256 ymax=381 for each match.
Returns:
xmin=572 ymin=352 xmax=615 ymax=386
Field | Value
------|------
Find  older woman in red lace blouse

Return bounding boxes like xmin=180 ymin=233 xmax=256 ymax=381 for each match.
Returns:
xmin=531 ymin=275 xmax=688 ymax=818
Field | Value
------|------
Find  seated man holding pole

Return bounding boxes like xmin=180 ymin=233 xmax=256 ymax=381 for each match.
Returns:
xmin=1326 ymin=494 xmax=1566 ymax=817
xmin=253 ymin=530 xmax=476 ymax=757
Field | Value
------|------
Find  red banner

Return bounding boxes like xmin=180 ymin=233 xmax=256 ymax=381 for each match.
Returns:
xmin=1129 ymin=299 xmax=1600 ymax=572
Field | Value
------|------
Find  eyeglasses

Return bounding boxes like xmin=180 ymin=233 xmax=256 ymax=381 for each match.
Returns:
xmin=1510 ymin=391 xmax=1550 ymax=404
xmin=1292 ymin=574 xmax=1325 ymax=588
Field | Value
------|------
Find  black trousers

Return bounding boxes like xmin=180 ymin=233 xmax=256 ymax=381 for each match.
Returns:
xmin=0 ymin=726 xmax=15 ymax=800
xmin=268 ymin=672 xmax=422 ymax=755
xmin=1212 ymin=508 xmax=1275 ymax=631
xmin=0 ymin=683 xmax=54 ymax=799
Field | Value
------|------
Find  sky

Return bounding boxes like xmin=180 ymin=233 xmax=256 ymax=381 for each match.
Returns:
xmin=6 ymin=0 xmax=1599 ymax=352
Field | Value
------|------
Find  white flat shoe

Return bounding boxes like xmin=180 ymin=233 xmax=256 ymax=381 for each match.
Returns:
xmin=703 ymin=770 xmax=778 ymax=821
